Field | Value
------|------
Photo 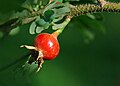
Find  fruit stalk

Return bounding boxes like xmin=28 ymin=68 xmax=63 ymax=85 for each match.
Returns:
xmin=52 ymin=17 xmax=71 ymax=38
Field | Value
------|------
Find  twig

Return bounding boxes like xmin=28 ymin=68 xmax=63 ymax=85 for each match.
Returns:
xmin=69 ymin=2 xmax=120 ymax=17
xmin=0 ymin=1 xmax=120 ymax=31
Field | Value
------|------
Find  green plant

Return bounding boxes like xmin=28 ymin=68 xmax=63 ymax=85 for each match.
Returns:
xmin=0 ymin=0 xmax=120 ymax=72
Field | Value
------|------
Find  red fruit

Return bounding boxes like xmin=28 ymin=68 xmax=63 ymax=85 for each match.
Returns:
xmin=34 ymin=33 xmax=60 ymax=60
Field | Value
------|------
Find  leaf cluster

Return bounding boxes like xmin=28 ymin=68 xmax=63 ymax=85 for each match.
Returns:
xmin=0 ymin=0 xmax=113 ymax=42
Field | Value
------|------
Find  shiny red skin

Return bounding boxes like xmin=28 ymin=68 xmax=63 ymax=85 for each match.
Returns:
xmin=34 ymin=33 xmax=60 ymax=60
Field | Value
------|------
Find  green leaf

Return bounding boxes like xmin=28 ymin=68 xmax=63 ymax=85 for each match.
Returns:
xmin=43 ymin=1 xmax=66 ymax=14
xmin=79 ymin=16 xmax=105 ymax=33
xmin=52 ymin=19 xmax=68 ymax=30
xmin=52 ymin=23 xmax=63 ymax=30
xmin=44 ymin=10 xmax=54 ymax=21
xmin=52 ymin=16 xmax=70 ymax=32
xmin=93 ymin=13 xmax=104 ymax=21
xmin=52 ymin=15 xmax=64 ymax=23
xmin=54 ymin=0 xmax=63 ymax=2
xmin=42 ymin=1 xmax=70 ymax=24
xmin=87 ymin=13 xmax=104 ymax=21
xmin=81 ymin=28 xmax=95 ymax=43
xmin=36 ymin=26 xmax=44 ymax=33
xmin=9 ymin=26 xmax=20 ymax=36
xmin=43 ymin=1 xmax=57 ymax=14
xmin=21 ymin=62 xmax=38 ymax=74
xmin=29 ymin=22 xmax=36 ymax=34
xmin=43 ymin=22 xmax=50 ymax=29
xmin=35 ymin=17 xmax=47 ymax=26
xmin=41 ymin=0 xmax=49 ymax=5
xmin=21 ymin=0 xmax=33 ymax=12
xmin=13 ymin=10 xmax=30 ymax=18
xmin=86 ymin=14 xmax=96 ymax=20
xmin=34 ymin=16 xmax=51 ymax=34
xmin=51 ymin=6 xmax=70 ymax=19
xmin=72 ymin=17 xmax=96 ymax=43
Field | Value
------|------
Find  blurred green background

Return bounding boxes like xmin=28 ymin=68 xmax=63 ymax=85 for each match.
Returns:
xmin=0 ymin=0 xmax=120 ymax=86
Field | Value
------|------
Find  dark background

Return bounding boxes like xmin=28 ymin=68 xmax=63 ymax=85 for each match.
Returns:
xmin=0 ymin=0 xmax=120 ymax=86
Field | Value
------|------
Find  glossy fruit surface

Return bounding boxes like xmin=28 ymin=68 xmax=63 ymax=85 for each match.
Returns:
xmin=34 ymin=33 xmax=60 ymax=60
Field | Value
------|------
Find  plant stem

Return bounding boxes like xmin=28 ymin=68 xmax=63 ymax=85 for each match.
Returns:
xmin=52 ymin=17 xmax=71 ymax=37
xmin=69 ymin=2 xmax=120 ymax=17
xmin=0 ymin=1 xmax=120 ymax=31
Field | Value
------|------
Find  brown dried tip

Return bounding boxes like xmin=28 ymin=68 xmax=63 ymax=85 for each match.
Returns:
xmin=21 ymin=45 xmax=44 ymax=72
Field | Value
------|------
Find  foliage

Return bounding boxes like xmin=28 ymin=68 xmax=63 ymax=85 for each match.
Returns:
xmin=0 ymin=0 xmax=119 ymax=41
xmin=0 ymin=1 xmax=120 ymax=86
xmin=0 ymin=0 xmax=120 ymax=71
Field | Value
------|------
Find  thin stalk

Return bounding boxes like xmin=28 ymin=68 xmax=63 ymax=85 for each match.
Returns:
xmin=52 ymin=17 xmax=71 ymax=37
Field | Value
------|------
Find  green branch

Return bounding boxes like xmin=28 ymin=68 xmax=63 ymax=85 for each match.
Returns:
xmin=0 ymin=1 xmax=120 ymax=31
xmin=69 ymin=2 xmax=120 ymax=17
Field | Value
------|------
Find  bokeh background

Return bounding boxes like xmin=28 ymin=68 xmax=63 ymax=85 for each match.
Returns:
xmin=0 ymin=0 xmax=120 ymax=86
